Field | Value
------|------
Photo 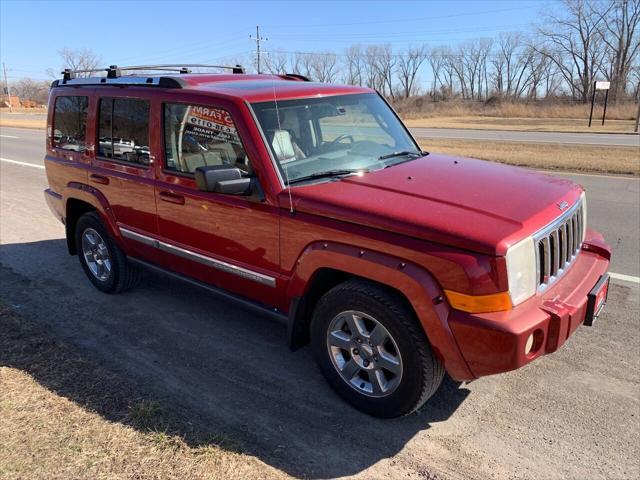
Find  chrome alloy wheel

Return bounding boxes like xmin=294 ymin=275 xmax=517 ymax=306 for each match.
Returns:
xmin=326 ymin=310 xmax=403 ymax=397
xmin=81 ymin=228 xmax=112 ymax=281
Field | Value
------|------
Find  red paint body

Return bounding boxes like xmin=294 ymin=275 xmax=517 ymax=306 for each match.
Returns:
xmin=43 ymin=74 xmax=610 ymax=382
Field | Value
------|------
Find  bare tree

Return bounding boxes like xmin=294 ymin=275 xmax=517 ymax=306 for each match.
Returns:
xmin=57 ymin=48 xmax=102 ymax=77
xmin=342 ymin=45 xmax=364 ymax=85
xmin=540 ymin=53 xmax=564 ymax=96
xmin=534 ymin=0 xmax=608 ymax=102
xmin=396 ymin=45 xmax=428 ymax=98
xmin=427 ymin=47 xmax=447 ymax=96
xmin=452 ymin=39 xmax=492 ymax=99
xmin=629 ymin=61 xmax=640 ymax=98
xmin=10 ymin=78 xmax=50 ymax=104
xmin=364 ymin=45 xmax=384 ymax=91
xmin=477 ymin=39 xmax=493 ymax=99
xmin=492 ymin=33 xmax=530 ymax=97
xmin=440 ymin=47 xmax=457 ymax=98
xmin=310 ymin=53 xmax=338 ymax=83
xmin=291 ymin=52 xmax=314 ymax=79
xmin=449 ymin=52 xmax=468 ymax=98
xmin=264 ymin=51 xmax=289 ymax=75
xmin=596 ymin=0 xmax=640 ymax=101
xmin=362 ymin=44 xmax=396 ymax=97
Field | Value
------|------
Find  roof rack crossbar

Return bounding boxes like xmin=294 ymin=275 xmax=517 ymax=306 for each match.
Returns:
xmin=118 ymin=64 xmax=245 ymax=74
xmin=61 ymin=63 xmax=244 ymax=80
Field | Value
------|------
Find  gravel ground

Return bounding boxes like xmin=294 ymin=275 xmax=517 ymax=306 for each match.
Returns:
xmin=1 ymin=158 xmax=638 ymax=479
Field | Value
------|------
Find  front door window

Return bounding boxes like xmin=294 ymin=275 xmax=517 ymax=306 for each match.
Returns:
xmin=163 ymin=103 xmax=250 ymax=174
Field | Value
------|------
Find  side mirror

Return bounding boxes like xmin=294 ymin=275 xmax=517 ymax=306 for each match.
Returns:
xmin=194 ymin=165 xmax=253 ymax=195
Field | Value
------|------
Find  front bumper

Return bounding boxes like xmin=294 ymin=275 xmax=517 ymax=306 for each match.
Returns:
xmin=448 ymin=229 xmax=610 ymax=379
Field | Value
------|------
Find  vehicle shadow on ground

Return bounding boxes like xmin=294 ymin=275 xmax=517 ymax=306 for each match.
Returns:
xmin=0 ymin=239 xmax=471 ymax=479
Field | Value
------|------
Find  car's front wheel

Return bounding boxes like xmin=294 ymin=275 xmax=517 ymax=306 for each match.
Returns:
xmin=75 ymin=212 xmax=141 ymax=293
xmin=311 ymin=279 xmax=444 ymax=418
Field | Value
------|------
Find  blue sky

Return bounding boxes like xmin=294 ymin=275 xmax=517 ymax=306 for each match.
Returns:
xmin=1 ymin=0 xmax=557 ymax=81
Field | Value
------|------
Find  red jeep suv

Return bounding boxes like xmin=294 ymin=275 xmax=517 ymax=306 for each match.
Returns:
xmin=43 ymin=65 xmax=611 ymax=418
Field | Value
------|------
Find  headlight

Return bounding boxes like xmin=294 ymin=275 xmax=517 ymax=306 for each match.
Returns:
xmin=505 ymin=236 xmax=537 ymax=305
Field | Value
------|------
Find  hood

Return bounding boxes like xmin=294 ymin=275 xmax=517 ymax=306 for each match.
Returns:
xmin=281 ymin=154 xmax=583 ymax=256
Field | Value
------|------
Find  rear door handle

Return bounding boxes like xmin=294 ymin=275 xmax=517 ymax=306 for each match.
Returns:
xmin=89 ymin=174 xmax=109 ymax=185
xmin=158 ymin=190 xmax=185 ymax=205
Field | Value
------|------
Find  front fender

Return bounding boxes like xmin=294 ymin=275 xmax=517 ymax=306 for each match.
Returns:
xmin=286 ymin=241 xmax=474 ymax=381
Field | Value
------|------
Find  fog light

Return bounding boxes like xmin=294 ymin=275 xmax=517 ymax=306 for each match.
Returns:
xmin=524 ymin=333 xmax=535 ymax=355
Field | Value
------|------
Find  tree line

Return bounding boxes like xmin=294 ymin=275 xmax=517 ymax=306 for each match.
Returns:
xmin=6 ymin=0 xmax=639 ymax=106
xmin=260 ymin=0 xmax=639 ymax=103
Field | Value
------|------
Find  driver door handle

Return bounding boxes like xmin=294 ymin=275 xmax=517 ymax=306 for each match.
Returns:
xmin=158 ymin=190 xmax=185 ymax=205
xmin=89 ymin=174 xmax=109 ymax=185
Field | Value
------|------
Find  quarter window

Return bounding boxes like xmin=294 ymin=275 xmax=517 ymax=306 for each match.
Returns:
xmin=98 ymin=98 xmax=150 ymax=166
xmin=163 ymin=103 xmax=250 ymax=174
xmin=53 ymin=96 xmax=88 ymax=151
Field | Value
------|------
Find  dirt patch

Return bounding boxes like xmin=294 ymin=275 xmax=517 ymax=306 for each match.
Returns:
xmin=0 ymin=306 xmax=289 ymax=480
xmin=418 ymin=138 xmax=640 ymax=175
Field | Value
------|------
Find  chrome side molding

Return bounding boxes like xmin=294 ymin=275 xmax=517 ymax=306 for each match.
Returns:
xmin=120 ymin=227 xmax=276 ymax=288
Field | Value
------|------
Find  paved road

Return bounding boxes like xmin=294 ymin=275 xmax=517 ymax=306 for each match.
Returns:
xmin=2 ymin=125 xmax=638 ymax=278
xmin=1 ymin=129 xmax=638 ymax=479
xmin=2 ymin=113 xmax=640 ymax=146
xmin=411 ymin=127 xmax=640 ymax=147
xmin=0 ymin=127 xmax=43 ymax=162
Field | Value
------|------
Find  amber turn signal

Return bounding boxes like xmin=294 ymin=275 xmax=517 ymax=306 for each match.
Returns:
xmin=443 ymin=290 xmax=513 ymax=314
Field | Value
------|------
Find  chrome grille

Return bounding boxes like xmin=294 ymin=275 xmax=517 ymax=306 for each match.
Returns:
xmin=534 ymin=198 xmax=585 ymax=290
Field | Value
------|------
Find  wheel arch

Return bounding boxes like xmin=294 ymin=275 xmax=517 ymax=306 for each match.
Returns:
xmin=285 ymin=241 xmax=474 ymax=381
xmin=63 ymin=182 xmax=120 ymax=255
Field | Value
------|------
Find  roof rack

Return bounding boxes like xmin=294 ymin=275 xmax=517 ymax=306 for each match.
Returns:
xmin=60 ymin=63 xmax=245 ymax=81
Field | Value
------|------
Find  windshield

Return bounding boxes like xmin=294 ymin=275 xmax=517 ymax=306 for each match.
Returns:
xmin=251 ymin=93 xmax=421 ymax=185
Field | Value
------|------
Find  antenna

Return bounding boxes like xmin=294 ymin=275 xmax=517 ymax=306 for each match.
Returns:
xmin=272 ymin=81 xmax=294 ymax=214
xmin=249 ymin=25 xmax=268 ymax=74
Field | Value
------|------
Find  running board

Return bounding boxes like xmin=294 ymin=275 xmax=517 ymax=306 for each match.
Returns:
xmin=128 ymin=257 xmax=287 ymax=324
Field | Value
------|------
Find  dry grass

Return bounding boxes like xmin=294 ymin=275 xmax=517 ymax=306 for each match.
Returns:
xmin=405 ymin=116 xmax=637 ymax=133
xmin=0 ymin=306 xmax=289 ymax=480
xmin=394 ymin=98 xmax=638 ymax=120
xmin=396 ymin=98 xmax=639 ymax=133
xmin=0 ymin=117 xmax=46 ymax=129
xmin=0 ymin=107 xmax=47 ymax=114
xmin=418 ymin=138 xmax=640 ymax=176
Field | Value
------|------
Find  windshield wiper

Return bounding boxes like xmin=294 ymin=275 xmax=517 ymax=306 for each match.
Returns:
xmin=287 ymin=169 xmax=368 ymax=185
xmin=378 ymin=150 xmax=428 ymax=161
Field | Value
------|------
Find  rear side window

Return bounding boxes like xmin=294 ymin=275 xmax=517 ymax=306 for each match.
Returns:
xmin=163 ymin=103 xmax=250 ymax=174
xmin=98 ymin=98 xmax=150 ymax=166
xmin=53 ymin=96 xmax=88 ymax=151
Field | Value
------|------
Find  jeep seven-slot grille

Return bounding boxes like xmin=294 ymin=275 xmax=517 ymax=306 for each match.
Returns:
xmin=535 ymin=199 xmax=585 ymax=290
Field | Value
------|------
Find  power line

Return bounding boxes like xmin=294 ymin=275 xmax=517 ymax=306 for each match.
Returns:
xmin=262 ymin=48 xmax=572 ymax=59
xmin=116 ymin=33 xmax=249 ymax=65
xmin=268 ymin=23 xmax=532 ymax=40
xmin=262 ymin=3 xmax=544 ymax=28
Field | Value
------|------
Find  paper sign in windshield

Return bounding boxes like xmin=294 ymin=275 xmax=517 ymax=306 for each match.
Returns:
xmin=184 ymin=106 xmax=241 ymax=145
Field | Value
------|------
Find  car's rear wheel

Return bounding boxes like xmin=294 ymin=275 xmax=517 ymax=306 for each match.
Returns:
xmin=75 ymin=212 xmax=141 ymax=293
xmin=311 ymin=278 xmax=444 ymax=418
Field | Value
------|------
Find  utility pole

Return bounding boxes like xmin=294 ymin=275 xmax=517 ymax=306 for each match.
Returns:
xmin=249 ymin=25 xmax=267 ymax=74
xmin=2 ymin=62 xmax=12 ymax=112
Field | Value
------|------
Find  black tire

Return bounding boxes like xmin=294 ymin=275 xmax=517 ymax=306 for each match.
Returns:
xmin=310 ymin=278 xmax=444 ymax=418
xmin=75 ymin=211 xmax=141 ymax=293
